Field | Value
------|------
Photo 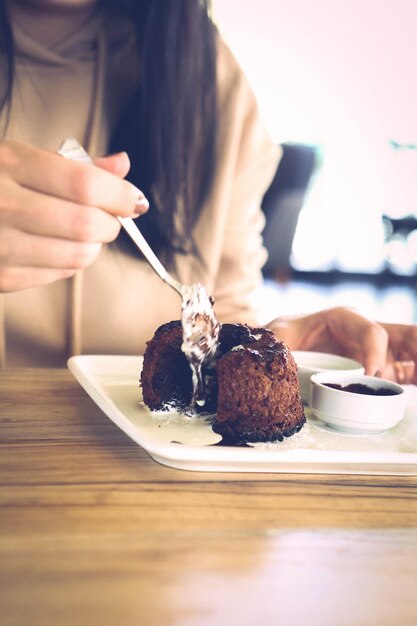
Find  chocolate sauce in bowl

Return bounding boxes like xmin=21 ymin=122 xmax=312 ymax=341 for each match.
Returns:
xmin=324 ymin=382 xmax=400 ymax=396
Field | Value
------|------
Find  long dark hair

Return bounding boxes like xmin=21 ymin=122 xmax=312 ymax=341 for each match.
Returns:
xmin=0 ymin=1 xmax=14 ymax=125
xmin=0 ymin=0 xmax=218 ymax=268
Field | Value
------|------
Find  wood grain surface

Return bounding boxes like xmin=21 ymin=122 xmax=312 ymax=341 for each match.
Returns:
xmin=1 ymin=368 xmax=417 ymax=626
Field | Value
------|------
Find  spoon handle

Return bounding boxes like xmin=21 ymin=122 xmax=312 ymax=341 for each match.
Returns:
xmin=118 ymin=215 xmax=182 ymax=293
xmin=58 ymin=138 xmax=183 ymax=296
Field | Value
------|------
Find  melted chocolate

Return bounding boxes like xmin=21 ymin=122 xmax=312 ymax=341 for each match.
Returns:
xmin=324 ymin=383 xmax=400 ymax=396
xmin=214 ymin=439 xmax=251 ymax=448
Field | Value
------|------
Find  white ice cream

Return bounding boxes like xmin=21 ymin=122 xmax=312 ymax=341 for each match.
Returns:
xmin=180 ymin=283 xmax=220 ymax=406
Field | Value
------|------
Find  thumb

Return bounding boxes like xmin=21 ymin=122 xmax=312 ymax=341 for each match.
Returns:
xmin=93 ymin=151 xmax=131 ymax=179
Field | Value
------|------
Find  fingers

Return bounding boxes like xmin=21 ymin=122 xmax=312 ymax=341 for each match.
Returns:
xmin=0 ymin=266 xmax=77 ymax=292
xmin=0 ymin=141 xmax=148 ymax=218
xmin=379 ymin=322 xmax=417 ymax=384
xmin=327 ymin=309 xmax=417 ymax=384
xmin=393 ymin=360 xmax=415 ymax=384
xmin=326 ymin=307 xmax=389 ymax=376
xmin=0 ymin=226 xmax=102 ymax=291
xmin=93 ymin=152 xmax=131 ymax=178
xmin=377 ymin=360 xmax=416 ymax=385
xmin=269 ymin=307 xmax=417 ymax=386
xmin=381 ymin=322 xmax=417 ymax=362
xmin=0 ymin=141 xmax=149 ymax=293
xmin=359 ymin=323 xmax=390 ymax=377
xmin=5 ymin=180 xmax=122 ymax=243
xmin=0 ymin=228 xmax=103 ymax=270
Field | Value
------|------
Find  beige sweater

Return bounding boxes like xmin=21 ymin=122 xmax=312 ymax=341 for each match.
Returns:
xmin=1 ymin=12 xmax=280 ymax=367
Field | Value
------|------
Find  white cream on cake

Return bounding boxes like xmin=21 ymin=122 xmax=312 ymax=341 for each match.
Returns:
xmin=180 ymin=283 xmax=220 ymax=406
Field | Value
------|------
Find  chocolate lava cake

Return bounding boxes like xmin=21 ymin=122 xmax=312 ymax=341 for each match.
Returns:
xmin=140 ymin=321 xmax=305 ymax=444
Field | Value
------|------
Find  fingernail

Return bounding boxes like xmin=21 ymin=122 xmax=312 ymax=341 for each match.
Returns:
xmin=133 ymin=195 xmax=149 ymax=215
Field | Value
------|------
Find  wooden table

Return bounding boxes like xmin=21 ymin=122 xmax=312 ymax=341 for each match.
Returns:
xmin=1 ymin=369 xmax=417 ymax=626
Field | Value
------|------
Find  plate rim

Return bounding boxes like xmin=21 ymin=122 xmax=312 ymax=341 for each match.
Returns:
xmin=67 ymin=354 xmax=417 ymax=474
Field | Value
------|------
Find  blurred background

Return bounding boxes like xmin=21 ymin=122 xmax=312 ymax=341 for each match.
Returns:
xmin=213 ymin=0 xmax=417 ymax=324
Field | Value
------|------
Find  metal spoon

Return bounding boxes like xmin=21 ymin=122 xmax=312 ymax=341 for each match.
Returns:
xmin=58 ymin=138 xmax=220 ymax=404
xmin=58 ymin=138 xmax=184 ymax=295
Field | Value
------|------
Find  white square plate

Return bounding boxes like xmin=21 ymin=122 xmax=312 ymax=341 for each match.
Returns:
xmin=68 ymin=355 xmax=417 ymax=475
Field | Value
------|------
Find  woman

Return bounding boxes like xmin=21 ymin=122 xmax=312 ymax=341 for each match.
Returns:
xmin=0 ymin=0 xmax=416 ymax=383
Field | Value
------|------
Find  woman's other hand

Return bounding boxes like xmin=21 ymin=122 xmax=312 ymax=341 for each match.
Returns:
xmin=0 ymin=140 xmax=148 ymax=292
xmin=268 ymin=306 xmax=417 ymax=384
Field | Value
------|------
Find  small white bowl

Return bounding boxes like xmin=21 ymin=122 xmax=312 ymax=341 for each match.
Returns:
xmin=292 ymin=351 xmax=365 ymax=403
xmin=309 ymin=372 xmax=406 ymax=434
